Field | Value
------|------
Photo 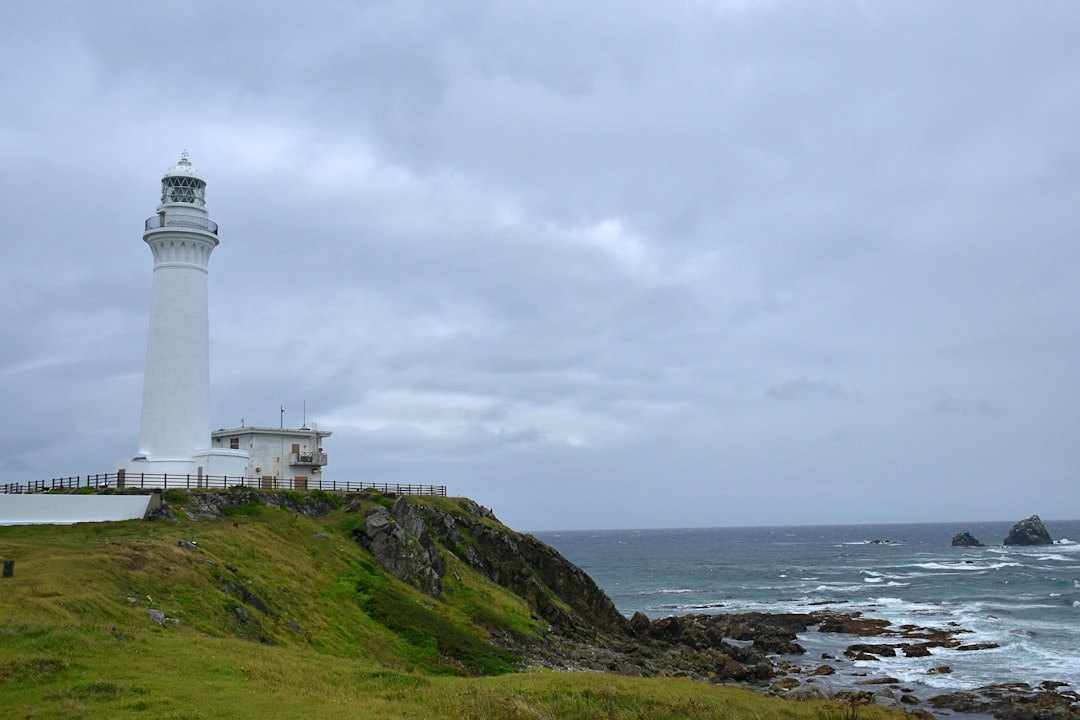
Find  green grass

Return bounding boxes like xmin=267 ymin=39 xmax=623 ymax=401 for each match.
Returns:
xmin=0 ymin=495 xmax=909 ymax=719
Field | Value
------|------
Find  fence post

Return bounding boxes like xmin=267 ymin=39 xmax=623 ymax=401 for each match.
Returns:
xmin=2 ymin=560 xmax=13 ymax=578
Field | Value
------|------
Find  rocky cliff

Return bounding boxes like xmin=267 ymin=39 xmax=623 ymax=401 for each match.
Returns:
xmin=162 ymin=489 xmax=631 ymax=645
xmin=137 ymin=488 xmax=1080 ymax=714
xmin=353 ymin=496 xmax=633 ymax=644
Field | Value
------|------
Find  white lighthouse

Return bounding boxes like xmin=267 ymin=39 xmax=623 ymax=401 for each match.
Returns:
xmin=127 ymin=153 xmax=247 ymax=481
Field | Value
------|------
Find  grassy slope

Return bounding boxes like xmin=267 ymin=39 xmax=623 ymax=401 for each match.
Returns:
xmin=0 ymin=495 xmax=905 ymax=719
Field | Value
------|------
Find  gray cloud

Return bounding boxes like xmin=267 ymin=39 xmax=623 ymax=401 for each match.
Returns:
xmin=927 ymin=397 xmax=1003 ymax=417
xmin=1 ymin=1 xmax=1079 ymax=528
xmin=765 ymin=378 xmax=860 ymax=403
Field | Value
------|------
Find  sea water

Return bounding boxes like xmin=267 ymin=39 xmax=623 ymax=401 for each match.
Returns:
xmin=534 ymin=520 xmax=1080 ymax=691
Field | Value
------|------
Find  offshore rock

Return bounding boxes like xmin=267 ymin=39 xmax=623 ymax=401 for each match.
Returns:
xmin=951 ymin=532 xmax=983 ymax=547
xmin=1003 ymin=515 xmax=1053 ymax=546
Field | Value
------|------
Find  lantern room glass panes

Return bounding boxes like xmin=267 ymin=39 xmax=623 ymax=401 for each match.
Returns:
xmin=161 ymin=176 xmax=206 ymax=206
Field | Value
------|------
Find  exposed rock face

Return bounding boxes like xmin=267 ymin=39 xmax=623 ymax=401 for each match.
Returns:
xmin=1003 ymin=515 xmax=1053 ymax=545
xmin=354 ymin=504 xmax=446 ymax=597
xmin=394 ymin=499 xmax=634 ymax=644
xmin=951 ymin=532 xmax=983 ymax=547
xmin=172 ymin=489 xmax=342 ymax=520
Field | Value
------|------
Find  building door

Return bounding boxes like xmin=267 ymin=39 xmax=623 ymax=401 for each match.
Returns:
xmin=295 ymin=476 xmax=308 ymax=491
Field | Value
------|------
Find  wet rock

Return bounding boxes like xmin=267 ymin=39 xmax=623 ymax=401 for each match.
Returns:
xmin=1003 ymin=514 xmax=1053 ymax=546
xmin=955 ymin=642 xmax=1000 ymax=652
xmin=753 ymin=627 xmax=806 ymax=655
xmin=902 ymin=643 xmax=934 ymax=657
xmin=814 ymin=611 xmax=890 ymax=636
xmin=929 ymin=682 xmax=1080 ymax=719
xmin=809 ymin=664 xmax=836 ymax=676
xmin=951 ymin=532 xmax=983 ymax=547
xmin=845 ymin=643 xmax=898 ymax=658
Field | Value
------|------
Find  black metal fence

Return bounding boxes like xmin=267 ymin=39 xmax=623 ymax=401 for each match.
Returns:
xmin=0 ymin=472 xmax=446 ymax=497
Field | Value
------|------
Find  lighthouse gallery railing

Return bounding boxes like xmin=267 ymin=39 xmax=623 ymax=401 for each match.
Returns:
xmin=145 ymin=215 xmax=219 ymax=235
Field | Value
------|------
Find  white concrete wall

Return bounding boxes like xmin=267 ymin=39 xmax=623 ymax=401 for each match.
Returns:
xmin=214 ymin=430 xmax=323 ymax=482
xmin=0 ymin=495 xmax=153 ymax=526
xmin=195 ymin=448 xmax=250 ymax=477
xmin=136 ymin=233 xmax=214 ymax=462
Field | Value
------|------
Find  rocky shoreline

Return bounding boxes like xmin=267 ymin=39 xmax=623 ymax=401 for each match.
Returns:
xmin=498 ymin=609 xmax=1079 ymax=719
xmin=160 ymin=493 xmax=1078 ymax=719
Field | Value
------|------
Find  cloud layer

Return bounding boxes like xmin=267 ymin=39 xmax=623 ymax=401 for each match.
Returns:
xmin=2 ymin=1 xmax=1078 ymax=529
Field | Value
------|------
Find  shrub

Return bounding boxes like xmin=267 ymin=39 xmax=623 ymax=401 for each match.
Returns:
xmin=343 ymin=560 xmax=518 ymax=676
xmin=162 ymin=489 xmax=189 ymax=505
xmin=308 ymin=489 xmax=344 ymax=509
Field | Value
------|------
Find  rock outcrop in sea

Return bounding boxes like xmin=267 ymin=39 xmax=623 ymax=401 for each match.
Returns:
xmin=950 ymin=532 xmax=983 ymax=547
xmin=1003 ymin=514 xmax=1053 ymax=546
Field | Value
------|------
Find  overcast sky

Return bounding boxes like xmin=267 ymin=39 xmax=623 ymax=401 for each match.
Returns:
xmin=2 ymin=1 xmax=1078 ymax=531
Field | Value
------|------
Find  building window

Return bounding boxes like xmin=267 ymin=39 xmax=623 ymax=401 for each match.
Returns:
xmin=229 ymin=437 xmax=239 ymax=449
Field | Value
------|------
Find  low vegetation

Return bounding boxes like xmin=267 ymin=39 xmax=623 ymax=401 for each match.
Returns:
xmin=0 ymin=493 xmax=907 ymax=719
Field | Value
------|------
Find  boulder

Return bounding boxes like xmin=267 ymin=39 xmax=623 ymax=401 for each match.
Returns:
xmin=629 ymin=611 xmax=651 ymax=634
xmin=951 ymin=532 xmax=983 ymax=547
xmin=784 ymin=685 xmax=829 ymax=701
xmin=1003 ymin=515 xmax=1053 ymax=545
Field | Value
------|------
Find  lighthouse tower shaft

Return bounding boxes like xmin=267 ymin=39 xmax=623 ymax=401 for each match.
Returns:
xmin=131 ymin=154 xmax=221 ymax=476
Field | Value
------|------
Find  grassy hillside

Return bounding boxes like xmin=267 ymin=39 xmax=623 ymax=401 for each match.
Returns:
xmin=0 ymin=492 xmax=906 ymax=719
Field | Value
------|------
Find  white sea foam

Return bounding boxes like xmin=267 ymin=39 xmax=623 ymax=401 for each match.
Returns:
xmin=910 ymin=561 xmax=1021 ymax=571
xmin=811 ymin=584 xmax=867 ymax=593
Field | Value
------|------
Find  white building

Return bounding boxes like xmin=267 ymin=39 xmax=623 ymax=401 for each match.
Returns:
xmin=125 ymin=153 xmax=249 ymax=481
xmin=211 ymin=426 xmax=332 ymax=490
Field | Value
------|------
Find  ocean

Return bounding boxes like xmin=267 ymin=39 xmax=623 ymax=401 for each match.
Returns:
xmin=534 ymin=520 xmax=1080 ymax=692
